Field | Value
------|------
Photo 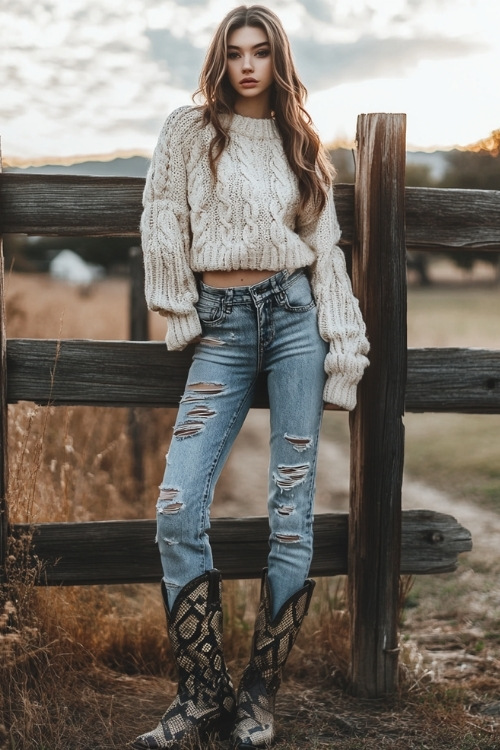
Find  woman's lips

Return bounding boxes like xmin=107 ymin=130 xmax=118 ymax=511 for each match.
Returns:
xmin=240 ymin=78 xmax=258 ymax=87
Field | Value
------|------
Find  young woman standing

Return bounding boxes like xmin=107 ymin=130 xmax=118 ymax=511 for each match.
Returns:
xmin=132 ymin=5 xmax=369 ymax=749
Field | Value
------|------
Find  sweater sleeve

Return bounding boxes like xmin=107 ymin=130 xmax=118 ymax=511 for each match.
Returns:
xmin=298 ymin=186 xmax=370 ymax=410
xmin=141 ymin=106 xmax=202 ymax=350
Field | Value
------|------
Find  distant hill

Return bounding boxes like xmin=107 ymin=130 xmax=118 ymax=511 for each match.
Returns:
xmin=5 ymin=155 xmax=150 ymax=177
xmin=6 ymin=150 xmax=448 ymax=182
xmin=329 ymin=147 xmax=449 ymax=184
xmin=405 ymin=150 xmax=448 ymax=181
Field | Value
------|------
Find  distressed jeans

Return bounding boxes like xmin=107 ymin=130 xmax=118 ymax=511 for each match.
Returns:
xmin=157 ymin=269 xmax=329 ymax=616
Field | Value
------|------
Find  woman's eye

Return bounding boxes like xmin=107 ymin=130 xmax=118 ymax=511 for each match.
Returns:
xmin=256 ymin=49 xmax=270 ymax=57
xmin=228 ymin=52 xmax=239 ymax=60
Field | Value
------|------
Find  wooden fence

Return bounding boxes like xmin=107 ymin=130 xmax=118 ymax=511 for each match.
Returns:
xmin=1 ymin=114 xmax=499 ymax=698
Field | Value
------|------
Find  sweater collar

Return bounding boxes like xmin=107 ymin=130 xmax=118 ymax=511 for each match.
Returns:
xmin=228 ymin=112 xmax=279 ymax=140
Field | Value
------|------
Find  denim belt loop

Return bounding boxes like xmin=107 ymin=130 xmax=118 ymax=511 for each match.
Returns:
xmin=223 ymin=287 xmax=234 ymax=314
xmin=272 ymin=275 xmax=286 ymax=304
xmin=270 ymin=270 xmax=285 ymax=295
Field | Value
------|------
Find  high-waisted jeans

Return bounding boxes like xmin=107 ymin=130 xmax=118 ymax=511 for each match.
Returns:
xmin=156 ymin=269 xmax=329 ymax=616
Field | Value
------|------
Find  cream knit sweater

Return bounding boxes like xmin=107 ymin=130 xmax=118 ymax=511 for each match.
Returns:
xmin=141 ymin=106 xmax=369 ymax=410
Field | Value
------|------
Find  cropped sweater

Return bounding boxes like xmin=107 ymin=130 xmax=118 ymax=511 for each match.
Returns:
xmin=141 ymin=105 xmax=369 ymax=410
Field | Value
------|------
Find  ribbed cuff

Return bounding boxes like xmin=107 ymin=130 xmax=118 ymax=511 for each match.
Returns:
xmin=323 ymin=372 xmax=359 ymax=411
xmin=164 ymin=310 xmax=202 ymax=351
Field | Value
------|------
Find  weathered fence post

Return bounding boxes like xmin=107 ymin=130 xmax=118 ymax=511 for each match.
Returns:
xmin=0 ymin=148 xmax=9 ymax=583
xmin=349 ymin=113 xmax=407 ymax=696
xmin=129 ymin=246 xmax=149 ymax=342
xmin=128 ymin=245 xmax=149 ymax=489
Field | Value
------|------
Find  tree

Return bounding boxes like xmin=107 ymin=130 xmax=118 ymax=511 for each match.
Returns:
xmin=441 ymin=130 xmax=500 ymax=190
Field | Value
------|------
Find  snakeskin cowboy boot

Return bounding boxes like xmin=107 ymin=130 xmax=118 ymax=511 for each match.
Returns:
xmin=132 ymin=569 xmax=236 ymax=749
xmin=231 ymin=569 xmax=315 ymax=748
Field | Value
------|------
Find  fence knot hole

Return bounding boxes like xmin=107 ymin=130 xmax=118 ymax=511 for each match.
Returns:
xmin=427 ymin=530 xmax=445 ymax=545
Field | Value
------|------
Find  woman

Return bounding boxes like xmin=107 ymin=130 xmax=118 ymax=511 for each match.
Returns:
xmin=132 ymin=5 xmax=369 ymax=749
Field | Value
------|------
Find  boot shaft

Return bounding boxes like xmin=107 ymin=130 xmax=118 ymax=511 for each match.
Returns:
xmin=248 ymin=569 xmax=315 ymax=695
xmin=231 ymin=571 xmax=315 ymax=748
xmin=161 ymin=570 xmax=227 ymax=684
xmin=131 ymin=570 xmax=236 ymax=749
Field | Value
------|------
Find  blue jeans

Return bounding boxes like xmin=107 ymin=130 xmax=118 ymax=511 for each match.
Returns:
xmin=157 ymin=269 xmax=328 ymax=616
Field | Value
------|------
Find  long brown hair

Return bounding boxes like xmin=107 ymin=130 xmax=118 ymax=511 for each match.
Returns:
xmin=194 ymin=4 xmax=334 ymax=216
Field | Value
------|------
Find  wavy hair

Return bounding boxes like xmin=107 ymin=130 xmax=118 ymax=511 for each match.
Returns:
xmin=193 ymin=4 xmax=334 ymax=216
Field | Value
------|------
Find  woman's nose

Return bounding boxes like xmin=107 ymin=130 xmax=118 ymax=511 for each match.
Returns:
xmin=242 ymin=55 xmax=254 ymax=72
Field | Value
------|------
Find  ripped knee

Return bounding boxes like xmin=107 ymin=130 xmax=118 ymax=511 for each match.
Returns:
xmin=173 ymin=421 xmax=206 ymax=438
xmin=175 ymin=383 xmax=225 ymax=434
xmin=284 ymin=434 xmax=312 ymax=452
xmin=274 ymin=532 xmax=301 ymax=544
xmin=184 ymin=382 xmax=225 ymax=396
xmin=157 ymin=488 xmax=183 ymax=515
xmin=273 ymin=463 xmax=310 ymax=491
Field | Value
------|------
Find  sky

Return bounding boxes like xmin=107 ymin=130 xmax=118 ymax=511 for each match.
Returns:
xmin=1 ymin=0 xmax=499 ymax=164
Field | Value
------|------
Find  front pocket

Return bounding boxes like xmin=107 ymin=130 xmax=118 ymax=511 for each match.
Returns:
xmin=196 ymin=295 xmax=226 ymax=326
xmin=282 ymin=275 xmax=316 ymax=312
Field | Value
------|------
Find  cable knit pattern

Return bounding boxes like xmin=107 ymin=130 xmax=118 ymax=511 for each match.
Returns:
xmin=142 ymin=105 xmax=369 ymax=409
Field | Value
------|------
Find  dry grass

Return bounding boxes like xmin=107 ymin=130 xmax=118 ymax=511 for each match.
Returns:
xmin=1 ymin=268 xmax=500 ymax=749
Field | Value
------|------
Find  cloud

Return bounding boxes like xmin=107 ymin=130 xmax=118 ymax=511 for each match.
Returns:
xmin=1 ymin=0 xmax=497 ymax=157
xmin=141 ymin=8 xmax=480 ymax=95
xmin=291 ymin=33 xmax=480 ymax=91
xmin=298 ymin=0 xmax=334 ymax=24
xmin=145 ymin=29 xmax=205 ymax=90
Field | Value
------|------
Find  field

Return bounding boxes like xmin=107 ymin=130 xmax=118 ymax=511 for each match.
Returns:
xmin=1 ymin=264 xmax=500 ymax=749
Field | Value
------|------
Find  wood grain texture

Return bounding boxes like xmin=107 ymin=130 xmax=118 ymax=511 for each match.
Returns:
xmin=349 ymin=113 xmax=407 ymax=697
xmin=10 ymin=510 xmax=471 ymax=586
xmin=1 ymin=174 xmax=499 ymax=250
xmin=6 ymin=340 xmax=500 ymax=412
xmin=0 ymin=174 xmax=144 ymax=236
xmin=406 ymin=348 xmax=500 ymax=413
xmin=405 ymin=187 xmax=500 ymax=251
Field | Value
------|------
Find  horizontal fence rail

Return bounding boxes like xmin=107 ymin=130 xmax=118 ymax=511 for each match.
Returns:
xmin=1 ymin=174 xmax=500 ymax=251
xmin=0 ymin=175 xmax=144 ymax=237
xmin=11 ymin=510 xmax=472 ymax=586
xmin=6 ymin=339 xmax=500 ymax=413
xmin=405 ymin=187 xmax=500 ymax=251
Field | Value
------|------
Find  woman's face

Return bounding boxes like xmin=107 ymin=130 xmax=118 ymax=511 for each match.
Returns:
xmin=226 ymin=25 xmax=274 ymax=108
